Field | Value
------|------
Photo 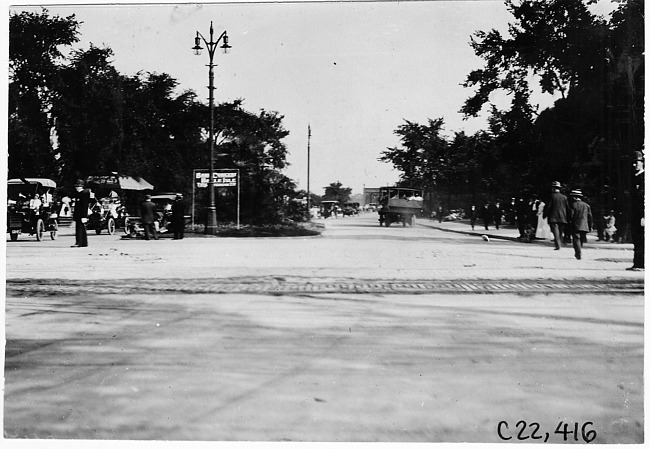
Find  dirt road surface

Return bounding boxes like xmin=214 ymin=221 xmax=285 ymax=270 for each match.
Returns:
xmin=3 ymin=214 xmax=644 ymax=445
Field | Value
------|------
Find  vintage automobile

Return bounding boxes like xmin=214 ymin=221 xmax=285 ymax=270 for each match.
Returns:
xmin=7 ymin=178 xmax=59 ymax=241
xmin=85 ymin=174 xmax=153 ymax=235
xmin=377 ymin=186 xmax=424 ymax=227
xmin=124 ymin=193 xmax=185 ymax=237
xmin=319 ymin=200 xmax=340 ymax=218
xmin=86 ymin=195 xmax=124 ymax=235
xmin=342 ymin=202 xmax=360 ymax=216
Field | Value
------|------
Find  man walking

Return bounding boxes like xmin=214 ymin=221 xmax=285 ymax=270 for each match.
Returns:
xmin=480 ymin=202 xmax=492 ymax=230
xmin=140 ymin=194 xmax=158 ymax=240
xmin=469 ymin=205 xmax=477 ymax=231
xmin=491 ymin=201 xmax=503 ymax=230
xmin=72 ymin=179 xmax=90 ymax=247
xmin=568 ymin=189 xmax=593 ymax=260
xmin=171 ymin=194 xmax=187 ymax=240
xmin=543 ymin=181 xmax=570 ymax=250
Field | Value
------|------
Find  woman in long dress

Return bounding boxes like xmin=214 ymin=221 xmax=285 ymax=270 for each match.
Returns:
xmin=535 ymin=201 xmax=553 ymax=239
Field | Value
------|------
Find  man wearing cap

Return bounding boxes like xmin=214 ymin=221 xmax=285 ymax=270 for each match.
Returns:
xmin=543 ymin=181 xmax=571 ymax=250
xmin=140 ymin=194 xmax=158 ymax=240
xmin=568 ymin=189 xmax=593 ymax=260
xmin=171 ymin=194 xmax=187 ymax=240
xmin=72 ymin=180 xmax=90 ymax=247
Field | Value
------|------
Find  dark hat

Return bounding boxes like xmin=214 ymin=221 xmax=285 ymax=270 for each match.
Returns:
xmin=74 ymin=179 xmax=85 ymax=187
xmin=145 ymin=194 xmax=152 ymax=199
xmin=551 ymin=181 xmax=562 ymax=188
xmin=570 ymin=189 xmax=583 ymax=197
xmin=633 ymin=150 xmax=644 ymax=161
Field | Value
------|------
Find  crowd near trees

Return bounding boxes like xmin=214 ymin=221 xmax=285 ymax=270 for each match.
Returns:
xmin=9 ymin=9 xmax=302 ymax=225
xmin=381 ymin=0 xmax=643 ymax=223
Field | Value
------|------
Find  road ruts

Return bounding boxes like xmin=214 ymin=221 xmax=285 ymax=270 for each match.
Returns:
xmin=6 ymin=277 xmax=643 ymax=296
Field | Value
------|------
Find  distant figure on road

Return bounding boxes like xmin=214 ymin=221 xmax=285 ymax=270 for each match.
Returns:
xmin=438 ymin=205 xmax=443 ymax=223
xmin=568 ymin=189 xmax=593 ymax=260
xmin=469 ymin=205 xmax=477 ymax=231
xmin=604 ymin=210 xmax=617 ymax=242
xmin=480 ymin=202 xmax=492 ymax=230
xmin=491 ymin=202 xmax=503 ymax=230
xmin=535 ymin=200 xmax=553 ymax=240
xmin=171 ymin=194 xmax=187 ymax=240
xmin=140 ymin=194 xmax=158 ymax=240
xmin=543 ymin=181 xmax=570 ymax=250
xmin=72 ymin=180 xmax=90 ymax=248
xmin=515 ymin=197 xmax=528 ymax=240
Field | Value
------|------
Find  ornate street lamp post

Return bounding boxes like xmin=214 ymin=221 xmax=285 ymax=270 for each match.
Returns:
xmin=193 ymin=22 xmax=231 ymax=234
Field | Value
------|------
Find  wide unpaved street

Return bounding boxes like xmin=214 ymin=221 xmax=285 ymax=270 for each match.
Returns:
xmin=3 ymin=214 xmax=644 ymax=444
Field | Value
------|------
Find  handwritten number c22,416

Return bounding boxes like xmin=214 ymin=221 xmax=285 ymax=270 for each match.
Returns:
xmin=497 ymin=421 xmax=597 ymax=443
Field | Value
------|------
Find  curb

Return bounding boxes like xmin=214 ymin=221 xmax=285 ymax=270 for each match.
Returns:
xmin=421 ymin=221 xmax=529 ymax=243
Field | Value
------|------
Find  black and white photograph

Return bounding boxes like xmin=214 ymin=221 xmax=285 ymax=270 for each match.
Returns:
xmin=4 ymin=0 xmax=644 ymax=445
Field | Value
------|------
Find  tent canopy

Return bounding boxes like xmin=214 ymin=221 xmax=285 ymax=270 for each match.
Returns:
xmin=8 ymin=178 xmax=57 ymax=188
xmin=86 ymin=175 xmax=153 ymax=191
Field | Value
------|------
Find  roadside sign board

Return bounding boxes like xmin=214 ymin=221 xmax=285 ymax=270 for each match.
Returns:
xmin=194 ymin=169 xmax=238 ymax=188
xmin=192 ymin=168 xmax=241 ymax=229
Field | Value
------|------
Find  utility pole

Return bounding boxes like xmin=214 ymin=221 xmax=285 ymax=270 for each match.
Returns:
xmin=307 ymin=124 xmax=311 ymax=220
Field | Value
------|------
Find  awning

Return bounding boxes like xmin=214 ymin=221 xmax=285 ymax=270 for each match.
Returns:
xmin=86 ymin=175 xmax=154 ymax=191
xmin=8 ymin=178 xmax=57 ymax=188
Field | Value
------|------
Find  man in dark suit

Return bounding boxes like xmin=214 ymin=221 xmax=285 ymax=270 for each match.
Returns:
xmin=491 ymin=201 xmax=503 ymax=230
xmin=480 ymin=202 xmax=492 ymax=230
xmin=543 ymin=181 xmax=570 ymax=250
xmin=72 ymin=179 xmax=90 ymax=247
xmin=140 ymin=194 xmax=158 ymax=240
xmin=628 ymin=151 xmax=644 ymax=270
xmin=568 ymin=189 xmax=593 ymax=260
xmin=171 ymin=194 xmax=187 ymax=240
xmin=469 ymin=205 xmax=477 ymax=231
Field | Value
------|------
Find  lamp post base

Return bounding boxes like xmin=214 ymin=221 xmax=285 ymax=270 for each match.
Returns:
xmin=204 ymin=206 xmax=218 ymax=235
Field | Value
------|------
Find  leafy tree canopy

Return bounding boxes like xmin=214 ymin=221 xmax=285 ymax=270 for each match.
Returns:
xmin=323 ymin=181 xmax=352 ymax=203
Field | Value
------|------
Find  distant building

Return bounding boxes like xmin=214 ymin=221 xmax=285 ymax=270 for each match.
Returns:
xmin=363 ymin=187 xmax=380 ymax=206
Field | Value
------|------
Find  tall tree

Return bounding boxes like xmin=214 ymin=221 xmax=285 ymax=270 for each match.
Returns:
xmin=53 ymin=45 xmax=124 ymax=181
xmin=323 ymin=181 xmax=352 ymax=204
xmin=379 ymin=118 xmax=448 ymax=189
xmin=193 ymin=100 xmax=292 ymax=224
xmin=9 ymin=9 xmax=80 ymax=179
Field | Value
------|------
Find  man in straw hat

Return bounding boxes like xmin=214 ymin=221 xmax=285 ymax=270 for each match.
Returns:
xmin=568 ymin=189 xmax=593 ymax=260
xmin=543 ymin=181 xmax=570 ymax=250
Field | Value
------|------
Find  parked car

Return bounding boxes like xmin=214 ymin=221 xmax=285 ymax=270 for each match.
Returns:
xmin=86 ymin=195 xmax=124 ymax=235
xmin=124 ymin=193 xmax=188 ymax=237
xmin=7 ymin=178 xmax=59 ymax=241
xmin=85 ymin=174 xmax=154 ymax=235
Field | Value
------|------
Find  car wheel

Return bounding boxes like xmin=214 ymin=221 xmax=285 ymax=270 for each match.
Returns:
xmin=35 ymin=219 xmax=44 ymax=241
xmin=107 ymin=218 xmax=116 ymax=235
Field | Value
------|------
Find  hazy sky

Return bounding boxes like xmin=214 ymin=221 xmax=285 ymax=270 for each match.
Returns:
xmin=9 ymin=0 xmax=615 ymax=195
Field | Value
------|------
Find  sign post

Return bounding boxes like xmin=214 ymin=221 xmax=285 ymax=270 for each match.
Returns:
xmin=193 ymin=169 xmax=240 ymax=229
